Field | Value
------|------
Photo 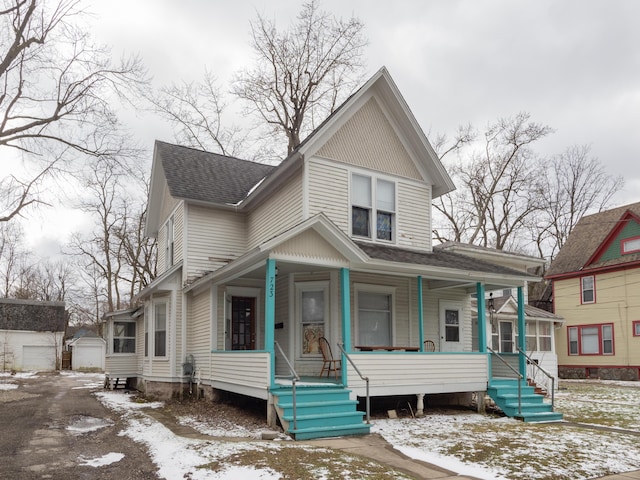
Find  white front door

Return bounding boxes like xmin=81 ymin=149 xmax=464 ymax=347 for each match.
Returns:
xmin=439 ymin=301 xmax=464 ymax=352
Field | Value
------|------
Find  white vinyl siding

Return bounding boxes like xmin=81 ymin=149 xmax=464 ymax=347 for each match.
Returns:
xmin=247 ymin=170 xmax=303 ymax=249
xmin=345 ymin=352 xmax=488 ymax=397
xmin=307 ymin=160 xmax=349 ymax=231
xmin=187 ymin=289 xmax=212 ymax=381
xmin=187 ymin=205 xmax=246 ymax=280
xmin=397 ymin=182 xmax=432 ymax=250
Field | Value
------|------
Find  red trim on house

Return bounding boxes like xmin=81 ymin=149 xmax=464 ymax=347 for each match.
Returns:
xmin=622 ymin=235 xmax=640 ymax=255
xmin=546 ymin=260 xmax=640 ymax=280
xmin=585 ymin=210 xmax=640 ymax=266
xmin=567 ymin=323 xmax=614 ymax=356
xmin=633 ymin=320 xmax=640 ymax=337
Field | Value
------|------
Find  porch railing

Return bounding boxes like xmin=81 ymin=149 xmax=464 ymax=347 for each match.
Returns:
xmin=518 ymin=348 xmax=556 ymax=411
xmin=338 ymin=343 xmax=370 ymax=424
xmin=274 ymin=341 xmax=300 ymax=431
xmin=487 ymin=346 xmax=522 ymax=416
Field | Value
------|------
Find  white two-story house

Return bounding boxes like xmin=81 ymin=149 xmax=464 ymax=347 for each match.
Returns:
xmin=104 ymin=67 xmax=560 ymax=439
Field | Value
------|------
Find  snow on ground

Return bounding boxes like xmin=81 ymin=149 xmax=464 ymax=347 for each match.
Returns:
xmin=0 ymin=382 xmax=18 ymax=390
xmin=93 ymin=378 xmax=640 ymax=480
xmin=78 ymin=452 xmax=125 ymax=467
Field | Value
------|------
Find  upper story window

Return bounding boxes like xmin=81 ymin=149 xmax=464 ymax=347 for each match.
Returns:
xmin=165 ymin=216 xmax=174 ymax=269
xmin=633 ymin=320 xmax=640 ymax=337
xmin=622 ymin=236 xmax=640 ymax=255
xmin=351 ymin=173 xmax=396 ymax=242
xmin=580 ymin=275 xmax=595 ymax=304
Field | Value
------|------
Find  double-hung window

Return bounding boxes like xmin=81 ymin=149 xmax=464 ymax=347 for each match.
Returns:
xmin=633 ymin=320 xmax=640 ymax=337
xmin=580 ymin=276 xmax=595 ymax=304
xmin=568 ymin=324 xmax=614 ymax=355
xmin=356 ymin=286 xmax=394 ymax=346
xmin=113 ymin=322 xmax=136 ymax=353
xmin=351 ymin=173 xmax=396 ymax=242
xmin=154 ymin=302 xmax=167 ymax=357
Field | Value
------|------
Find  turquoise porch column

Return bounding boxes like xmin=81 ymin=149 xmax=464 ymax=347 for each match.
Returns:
xmin=476 ymin=282 xmax=487 ymax=353
xmin=517 ymin=286 xmax=526 ymax=379
xmin=265 ymin=258 xmax=276 ymax=387
xmin=418 ymin=276 xmax=425 ymax=351
xmin=340 ymin=268 xmax=351 ymax=385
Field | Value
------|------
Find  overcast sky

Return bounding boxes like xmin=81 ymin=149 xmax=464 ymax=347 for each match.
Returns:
xmin=20 ymin=0 xmax=640 ymax=256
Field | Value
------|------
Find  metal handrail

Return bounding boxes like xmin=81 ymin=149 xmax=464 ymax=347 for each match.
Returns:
xmin=274 ymin=341 xmax=300 ymax=431
xmin=487 ymin=346 xmax=522 ymax=416
xmin=518 ymin=348 xmax=556 ymax=410
xmin=338 ymin=342 xmax=370 ymax=424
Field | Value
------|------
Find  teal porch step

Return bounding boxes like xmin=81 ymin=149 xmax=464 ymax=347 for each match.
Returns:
xmin=271 ymin=383 xmax=371 ymax=440
xmin=488 ymin=378 xmax=563 ymax=423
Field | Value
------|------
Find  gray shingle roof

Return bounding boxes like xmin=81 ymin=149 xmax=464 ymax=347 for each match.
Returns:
xmin=546 ymin=201 xmax=640 ymax=277
xmin=356 ymin=242 xmax=536 ymax=278
xmin=0 ymin=299 xmax=66 ymax=332
xmin=471 ymin=296 xmax=563 ymax=321
xmin=156 ymin=141 xmax=276 ymax=205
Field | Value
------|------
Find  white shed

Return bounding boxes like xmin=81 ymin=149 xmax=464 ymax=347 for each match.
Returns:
xmin=67 ymin=332 xmax=106 ymax=371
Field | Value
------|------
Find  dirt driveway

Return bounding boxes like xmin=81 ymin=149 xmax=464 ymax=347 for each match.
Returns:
xmin=0 ymin=372 xmax=158 ymax=479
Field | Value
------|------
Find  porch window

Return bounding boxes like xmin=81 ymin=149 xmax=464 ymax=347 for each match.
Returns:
xmin=525 ymin=321 xmax=537 ymax=351
xmin=154 ymin=302 xmax=167 ymax=357
xmin=568 ymin=323 xmax=614 ymax=355
xmin=298 ymin=284 xmax=328 ymax=356
xmin=113 ymin=322 xmax=136 ymax=353
xmin=351 ymin=173 xmax=396 ymax=242
xmin=356 ymin=288 xmax=394 ymax=346
xmin=538 ymin=322 xmax=552 ymax=351
xmin=581 ymin=275 xmax=595 ymax=304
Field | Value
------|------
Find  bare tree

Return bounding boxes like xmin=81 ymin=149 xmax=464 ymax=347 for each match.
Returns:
xmin=0 ymin=0 xmax=147 ymax=221
xmin=0 ymin=221 xmax=27 ymax=295
xmin=433 ymin=113 xmax=552 ymax=251
xmin=532 ymin=145 xmax=623 ymax=260
xmin=147 ymin=70 xmax=246 ymax=156
xmin=233 ymin=0 xmax=367 ymax=156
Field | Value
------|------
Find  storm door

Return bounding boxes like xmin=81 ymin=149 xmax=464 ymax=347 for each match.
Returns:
xmin=231 ymin=296 xmax=256 ymax=350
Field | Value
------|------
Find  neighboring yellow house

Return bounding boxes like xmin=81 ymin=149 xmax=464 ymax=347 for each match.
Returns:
xmin=546 ymin=202 xmax=640 ymax=380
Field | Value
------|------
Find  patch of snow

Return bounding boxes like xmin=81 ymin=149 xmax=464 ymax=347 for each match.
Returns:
xmin=0 ymin=371 xmax=38 ymax=379
xmin=0 ymin=383 xmax=18 ymax=390
xmin=94 ymin=390 xmax=164 ymax=411
xmin=78 ymin=452 xmax=125 ymax=467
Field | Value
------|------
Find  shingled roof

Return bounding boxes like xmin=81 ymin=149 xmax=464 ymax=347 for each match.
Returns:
xmin=0 ymin=298 xmax=66 ymax=332
xmin=546 ymin=201 xmax=640 ymax=277
xmin=155 ymin=141 xmax=276 ymax=205
xmin=356 ymin=242 xmax=537 ymax=278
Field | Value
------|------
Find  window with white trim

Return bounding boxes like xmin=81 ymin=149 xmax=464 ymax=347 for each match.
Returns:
xmin=296 ymin=282 xmax=328 ymax=356
xmin=622 ymin=237 xmax=640 ymax=255
xmin=525 ymin=321 xmax=552 ymax=352
xmin=581 ymin=276 xmax=594 ymax=304
xmin=113 ymin=321 xmax=136 ymax=353
xmin=154 ymin=301 xmax=167 ymax=357
xmin=356 ymin=286 xmax=394 ymax=346
xmin=568 ymin=323 xmax=614 ymax=355
xmin=351 ymin=173 xmax=396 ymax=242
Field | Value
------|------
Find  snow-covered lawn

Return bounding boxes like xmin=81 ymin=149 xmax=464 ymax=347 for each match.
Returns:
xmin=83 ymin=375 xmax=640 ymax=479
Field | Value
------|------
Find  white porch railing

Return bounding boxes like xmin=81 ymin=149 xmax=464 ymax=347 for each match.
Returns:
xmin=344 ymin=352 xmax=489 ymax=398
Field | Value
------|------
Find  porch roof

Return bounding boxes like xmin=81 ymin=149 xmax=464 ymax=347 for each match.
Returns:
xmin=356 ymin=242 xmax=538 ymax=280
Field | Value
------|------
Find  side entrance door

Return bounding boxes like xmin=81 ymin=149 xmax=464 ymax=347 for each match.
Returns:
xmin=439 ymin=301 xmax=464 ymax=352
xmin=231 ymin=296 xmax=256 ymax=350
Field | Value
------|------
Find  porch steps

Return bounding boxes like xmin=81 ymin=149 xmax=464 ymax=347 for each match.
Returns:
xmin=488 ymin=378 xmax=563 ymax=423
xmin=271 ymin=384 xmax=371 ymax=440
